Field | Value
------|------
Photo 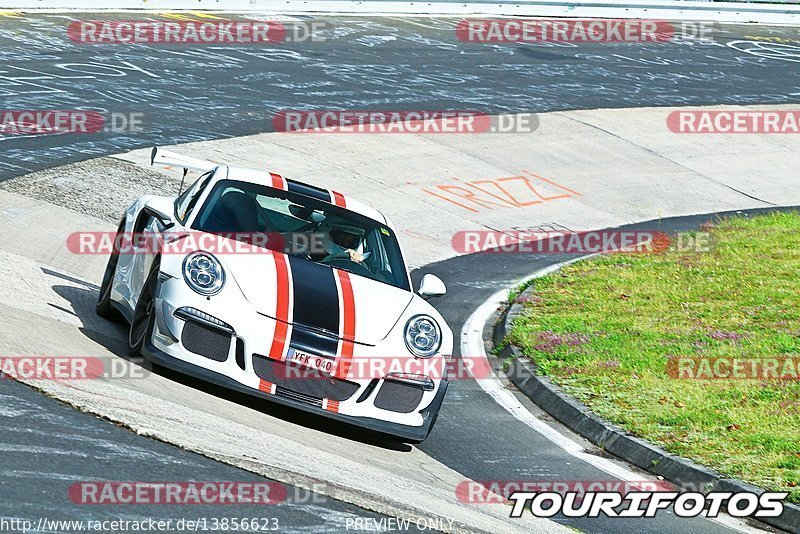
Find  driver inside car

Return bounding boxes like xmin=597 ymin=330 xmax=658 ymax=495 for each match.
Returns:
xmin=318 ymin=222 xmax=371 ymax=265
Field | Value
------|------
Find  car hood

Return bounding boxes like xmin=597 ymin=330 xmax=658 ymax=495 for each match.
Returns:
xmin=221 ymin=251 xmax=413 ymax=347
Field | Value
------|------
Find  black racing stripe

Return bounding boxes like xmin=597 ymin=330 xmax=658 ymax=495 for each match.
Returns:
xmin=287 ymin=256 xmax=340 ymax=356
xmin=288 ymin=325 xmax=339 ymax=358
xmin=287 ymin=180 xmax=332 ymax=203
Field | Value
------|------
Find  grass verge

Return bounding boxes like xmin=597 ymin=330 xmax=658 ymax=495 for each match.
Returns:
xmin=507 ymin=212 xmax=800 ymax=502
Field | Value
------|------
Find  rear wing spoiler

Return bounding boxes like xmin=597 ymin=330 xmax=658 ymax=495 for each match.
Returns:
xmin=150 ymin=146 xmax=217 ymax=173
xmin=151 ymin=146 xmax=218 ymax=195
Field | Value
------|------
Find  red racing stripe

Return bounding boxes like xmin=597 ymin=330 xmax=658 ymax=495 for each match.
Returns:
xmin=259 ymin=380 xmax=276 ymax=395
xmin=268 ymin=253 xmax=291 ymax=361
xmin=331 ymin=190 xmax=347 ymax=208
xmin=270 ymin=172 xmax=287 ymax=190
xmin=324 ymin=399 xmax=340 ymax=413
xmin=334 ymin=270 xmax=356 ymax=379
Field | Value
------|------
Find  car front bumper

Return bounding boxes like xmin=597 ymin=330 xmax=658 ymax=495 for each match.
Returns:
xmin=146 ymin=276 xmax=449 ymax=441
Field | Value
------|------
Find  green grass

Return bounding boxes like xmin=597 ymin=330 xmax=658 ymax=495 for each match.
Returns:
xmin=507 ymin=212 xmax=800 ymax=502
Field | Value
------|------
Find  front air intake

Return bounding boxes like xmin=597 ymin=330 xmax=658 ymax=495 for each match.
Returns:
xmin=373 ymin=380 xmax=425 ymax=413
xmin=252 ymin=354 xmax=359 ymax=402
xmin=181 ymin=321 xmax=231 ymax=362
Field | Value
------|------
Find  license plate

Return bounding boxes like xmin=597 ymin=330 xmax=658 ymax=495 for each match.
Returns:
xmin=287 ymin=348 xmax=335 ymax=375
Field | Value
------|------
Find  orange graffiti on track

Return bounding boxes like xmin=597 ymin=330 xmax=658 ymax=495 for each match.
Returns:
xmin=422 ymin=171 xmax=580 ymax=213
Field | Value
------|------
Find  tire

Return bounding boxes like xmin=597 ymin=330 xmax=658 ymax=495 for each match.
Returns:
xmin=128 ymin=257 xmax=160 ymax=357
xmin=96 ymin=220 xmax=125 ymax=320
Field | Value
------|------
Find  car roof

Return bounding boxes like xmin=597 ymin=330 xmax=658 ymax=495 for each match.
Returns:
xmin=221 ymin=166 xmax=389 ymax=226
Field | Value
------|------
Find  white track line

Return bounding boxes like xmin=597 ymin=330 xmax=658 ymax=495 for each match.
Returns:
xmin=462 ymin=265 xmax=761 ymax=533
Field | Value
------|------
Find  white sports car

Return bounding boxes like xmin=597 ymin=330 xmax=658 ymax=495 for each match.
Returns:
xmin=96 ymin=148 xmax=452 ymax=442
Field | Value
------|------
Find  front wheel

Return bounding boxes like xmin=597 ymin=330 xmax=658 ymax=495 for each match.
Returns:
xmin=129 ymin=257 xmax=160 ymax=357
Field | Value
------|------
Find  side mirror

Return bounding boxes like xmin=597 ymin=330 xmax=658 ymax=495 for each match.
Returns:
xmin=143 ymin=197 xmax=175 ymax=229
xmin=418 ymin=274 xmax=446 ymax=299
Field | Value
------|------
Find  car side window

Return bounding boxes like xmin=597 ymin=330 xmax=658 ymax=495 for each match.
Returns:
xmin=174 ymin=170 xmax=214 ymax=224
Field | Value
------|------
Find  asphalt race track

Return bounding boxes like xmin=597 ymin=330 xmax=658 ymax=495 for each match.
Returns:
xmin=1 ymin=11 xmax=799 ymax=534
xmin=1 ymin=13 xmax=799 ymax=180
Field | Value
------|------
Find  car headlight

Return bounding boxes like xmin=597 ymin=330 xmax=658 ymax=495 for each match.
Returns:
xmin=404 ymin=315 xmax=442 ymax=358
xmin=183 ymin=252 xmax=225 ymax=296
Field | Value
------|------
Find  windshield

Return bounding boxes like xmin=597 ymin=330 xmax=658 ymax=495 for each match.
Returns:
xmin=191 ymin=179 xmax=410 ymax=291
